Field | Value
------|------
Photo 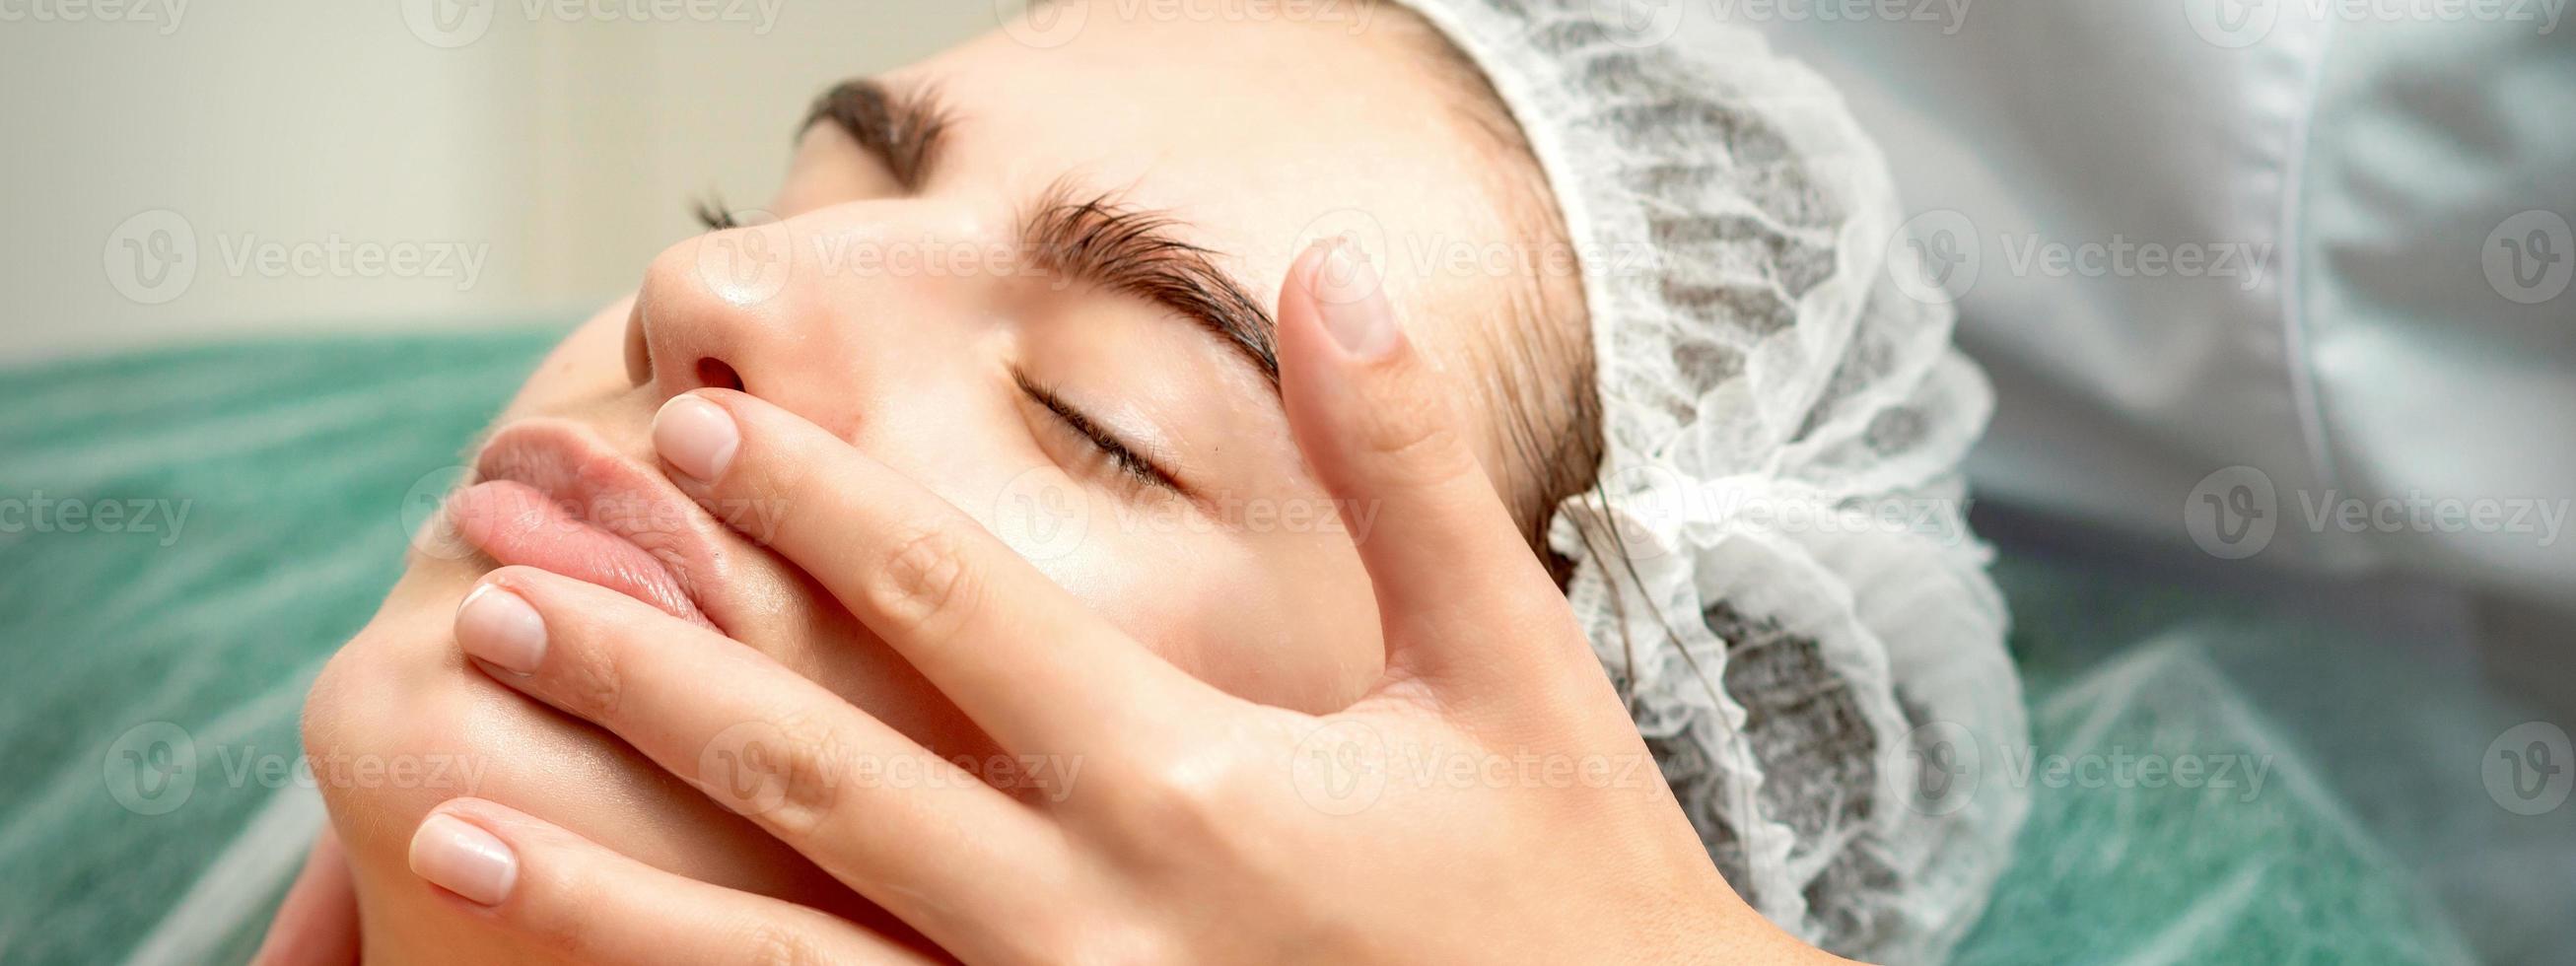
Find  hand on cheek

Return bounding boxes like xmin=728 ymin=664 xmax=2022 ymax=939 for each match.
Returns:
xmin=402 ymin=241 xmax=1835 ymax=965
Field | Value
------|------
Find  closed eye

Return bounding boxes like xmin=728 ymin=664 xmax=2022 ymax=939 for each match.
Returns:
xmin=1012 ymin=368 xmax=1188 ymax=497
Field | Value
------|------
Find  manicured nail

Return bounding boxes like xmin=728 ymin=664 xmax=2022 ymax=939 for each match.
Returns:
xmin=455 ymin=584 xmax=546 ymax=675
xmin=1311 ymin=241 xmax=1400 ymax=359
xmin=654 ymin=394 xmax=740 ymax=484
xmin=409 ymin=813 xmax=519 ymax=907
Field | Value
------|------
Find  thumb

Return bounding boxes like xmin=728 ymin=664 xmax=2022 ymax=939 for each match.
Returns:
xmin=1275 ymin=239 xmax=1586 ymax=697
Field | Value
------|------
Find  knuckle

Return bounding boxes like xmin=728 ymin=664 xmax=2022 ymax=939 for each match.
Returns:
xmin=870 ymin=518 xmax=987 ymax=640
xmin=1104 ymin=748 xmax=1253 ymax=857
xmin=751 ymin=709 xmax=852 ymax=838
xmin=551 ymin=617 xmax=626 ymax=721
xmin=1047 ymin=917 xmax=1176 ymax=966
xmin=1354 ymin=385 xmax=1476 ymax=485
xmin=492 ymin=834 xmax=613 ymax=958
xmin=730 ymin=917 xmax=833 ymax=966
xmin=756 ymin=432 xmax=825 ymax=530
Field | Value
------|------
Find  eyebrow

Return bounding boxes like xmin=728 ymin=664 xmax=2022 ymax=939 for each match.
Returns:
xmin=802 ymin=80 xmax=1280 ymax=389
xmin=802 ymin=79 xmax=954 ymax=191
xmin=1020 ymin=182 xmax=1280 ymax=387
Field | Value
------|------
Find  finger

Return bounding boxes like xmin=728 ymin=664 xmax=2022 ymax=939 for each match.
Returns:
xmin=1273 ymin=240 xmax=1590 ymax=692
xmin=454 ymin=567 xmax=1078 ymax=953
xmin=646 ymin=386 xmax=1217 ymax=752
xmin=250 ymin=828 xmax=359 ymax=966
xmin=408 ymin=798 xmax=939 ymax=966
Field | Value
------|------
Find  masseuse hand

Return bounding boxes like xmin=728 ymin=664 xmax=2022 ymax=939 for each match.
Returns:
xmin=412 ymin=242 xmax=1836 ymax=965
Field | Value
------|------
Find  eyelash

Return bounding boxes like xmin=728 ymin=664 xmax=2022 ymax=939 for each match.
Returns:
xmin=689 ymin=191 xmax=1179 ymax=495
xmin=1011 ymin=368 xmax=1186 ymax=497
xmin=693 ymin=195 xmax=740 ymax=231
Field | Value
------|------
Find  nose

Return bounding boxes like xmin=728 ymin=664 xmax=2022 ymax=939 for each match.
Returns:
xmin=622 ymin=201 xmax=1000 ymax=428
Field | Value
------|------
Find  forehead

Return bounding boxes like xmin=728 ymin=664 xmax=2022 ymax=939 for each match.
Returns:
xmin=889 ymin=10 xmax=1518 ymax=347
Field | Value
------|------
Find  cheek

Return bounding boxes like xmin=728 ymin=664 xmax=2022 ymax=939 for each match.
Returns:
xmin=501 ymin=299 xmax=636 ymax=417
xmin=308 ymin=569 xmax=899 ymax=961
xmin=1040 ymin=517 xmax=1384 ymax=715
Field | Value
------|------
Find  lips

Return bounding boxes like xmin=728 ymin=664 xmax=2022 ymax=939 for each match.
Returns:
xmin=449 ymin=420 xmax=730 ymax=630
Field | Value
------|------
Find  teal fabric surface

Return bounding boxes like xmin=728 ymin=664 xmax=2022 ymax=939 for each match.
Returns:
xmin=0 ymin=331 xmax=2472 ymax=964
xmin=1952 ymin=638 xmax=2475 ymax=965
xmin=1 ymin=331 xmax=558 ymax=965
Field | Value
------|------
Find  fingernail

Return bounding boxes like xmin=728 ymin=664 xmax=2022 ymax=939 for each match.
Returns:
xmin=654 ymin=394 xmax=740 ymax=484
xmin=456 ymin=584 xmax=546 ymax=675
xmin=409 ymin=813 xmax=518 ymax=907
xmin=1311 ymin=242 xmax=1400 ymax=359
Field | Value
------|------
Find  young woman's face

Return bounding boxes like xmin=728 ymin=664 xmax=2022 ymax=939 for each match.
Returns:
xmin=307 ymin=7 xmax=1559 ymax=960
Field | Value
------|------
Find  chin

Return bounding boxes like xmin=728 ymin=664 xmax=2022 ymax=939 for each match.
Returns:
xmin=301 ymin=552 xmax=903 ymax=961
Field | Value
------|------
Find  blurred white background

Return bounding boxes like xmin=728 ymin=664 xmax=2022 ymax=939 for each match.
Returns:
xmin=0 ymin=0 xmax=1002 ymax=362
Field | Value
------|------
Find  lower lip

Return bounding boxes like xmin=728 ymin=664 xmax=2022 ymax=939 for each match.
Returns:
xmin=446 ymin=478 xmax=714 ymax=627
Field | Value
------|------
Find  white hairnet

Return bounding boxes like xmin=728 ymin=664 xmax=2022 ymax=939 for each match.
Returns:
xmin=1390 ymin=1 xmax=2029 ymax=960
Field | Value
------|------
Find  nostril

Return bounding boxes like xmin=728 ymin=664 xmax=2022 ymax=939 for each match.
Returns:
xmin=695 ymin=358 xmax=744 ymax=392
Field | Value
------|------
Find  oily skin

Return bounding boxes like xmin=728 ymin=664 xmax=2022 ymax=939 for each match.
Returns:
xmin=301 ymin=9 xmax=1569 ymax=963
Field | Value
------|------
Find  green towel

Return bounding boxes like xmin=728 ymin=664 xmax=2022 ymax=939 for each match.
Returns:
xmin=1 ymin=330 xmax=556 ymax=965
xmin=0 ymin=331 xmax=2472 ymax=964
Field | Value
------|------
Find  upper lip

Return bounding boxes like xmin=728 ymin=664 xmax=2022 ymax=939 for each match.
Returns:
xmin=464 ymin=418 xmax=744 ymax=632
